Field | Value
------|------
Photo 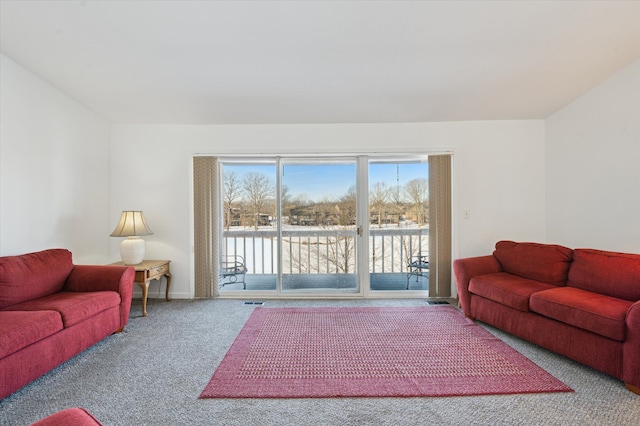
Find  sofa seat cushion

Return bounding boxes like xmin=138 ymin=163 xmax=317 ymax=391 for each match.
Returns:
xmin=469 ymin=272 xmax=557 ymax=312
xmin=530 ymin=287 xmax=632 ymax=341
xmin=0 ymin=310 xmax=63 ymax=359
xmin=1 ymin=291 xmax=121 ymax=328
xmin=493 ymin=241 xmax=573 ymax=286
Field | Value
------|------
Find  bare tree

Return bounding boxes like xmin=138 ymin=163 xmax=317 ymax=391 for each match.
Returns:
xmin=404 ymin=178 xmax=429 ymax=225
xmin=223 ymin=170 xmax=241 ymax=230
xmin=242 ymin=172 xmax=274 ymax=230
xmin=328 ymin=186 xmax=357 ymax=273
xmin=336 ymin=185 xmax=356 ymax=226
xmin=370 ymin=181 xmax=391 ymax=228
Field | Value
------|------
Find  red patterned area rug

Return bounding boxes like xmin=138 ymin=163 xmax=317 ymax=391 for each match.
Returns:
xmin=199 ymin=306 xmax=572 ymax=398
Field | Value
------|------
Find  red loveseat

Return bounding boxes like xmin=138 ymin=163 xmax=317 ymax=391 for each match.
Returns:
xmin=0 ymin=249 xmax=134 ymax=399
xmin=454 ymin=241 xmax=640 ymax=395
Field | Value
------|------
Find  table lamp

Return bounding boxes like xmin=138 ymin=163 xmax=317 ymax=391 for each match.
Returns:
xmin=110 ymin=211 xmax=153 ymax=265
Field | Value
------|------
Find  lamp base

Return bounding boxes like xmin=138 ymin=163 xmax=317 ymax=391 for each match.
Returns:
xmin=120 ymin=236 xmax=146 ymax=265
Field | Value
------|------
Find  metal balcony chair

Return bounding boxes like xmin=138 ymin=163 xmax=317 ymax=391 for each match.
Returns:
xmin=407 ymin=255 xmax=429 ymax=289
xmin=219 ymin=255 xmax=247 ymax=289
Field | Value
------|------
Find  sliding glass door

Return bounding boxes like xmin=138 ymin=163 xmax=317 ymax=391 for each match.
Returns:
xmin=280 ymin=159 xmax=359 ymax=293
xmin=213 ymin=154 xmax=449 ymax=298
xmin=368 ymin=159 xmax=430 ymax=292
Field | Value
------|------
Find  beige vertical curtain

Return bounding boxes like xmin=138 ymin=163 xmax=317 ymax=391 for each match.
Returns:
xmin=193 ymin=157 xmax=220 ymax=298
xmin=428 ymin=154 xmax=452 ymax=297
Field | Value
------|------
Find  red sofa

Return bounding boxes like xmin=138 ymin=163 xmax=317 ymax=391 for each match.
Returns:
xmin=454 ymin=241 xmax=640 ymax=395
xmin=0 ymin=249 xmax=134 ymax=399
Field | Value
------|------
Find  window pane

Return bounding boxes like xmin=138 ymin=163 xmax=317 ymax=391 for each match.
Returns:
xmin=368 ymin=159 xmax=429 ymax=291
xmin=220 ymin=162 xmax=277 ymax=291
xmin=281 ymin=161 xmax=358 ymax=292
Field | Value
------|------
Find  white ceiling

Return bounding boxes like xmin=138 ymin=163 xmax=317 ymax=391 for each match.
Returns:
xmin=1 ymin=0 xmax=639 ymax=124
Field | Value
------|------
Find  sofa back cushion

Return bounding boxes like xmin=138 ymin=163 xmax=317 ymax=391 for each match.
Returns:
xmin=493 ymin=241 xmax=573 ymax=286
xmin=0 ymin=249 xmax=73 ymax=309
xmin=568 ymin=249 xmax=640 ymax=301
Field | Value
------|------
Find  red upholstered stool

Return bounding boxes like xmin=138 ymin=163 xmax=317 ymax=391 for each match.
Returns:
xmin=30 ymin=408 xmax=102 ymax=426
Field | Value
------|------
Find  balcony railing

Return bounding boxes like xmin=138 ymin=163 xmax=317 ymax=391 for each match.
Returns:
xmin=221 ymin=226 xmax=429 ymax=291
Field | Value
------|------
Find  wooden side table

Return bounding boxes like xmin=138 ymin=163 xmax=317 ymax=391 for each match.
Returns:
xmin=111 ymin=260 xmax=172 ymax=317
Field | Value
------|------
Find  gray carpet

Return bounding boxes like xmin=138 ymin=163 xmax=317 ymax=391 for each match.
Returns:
xmin=1 ymin=298 xmax=639 ymax=425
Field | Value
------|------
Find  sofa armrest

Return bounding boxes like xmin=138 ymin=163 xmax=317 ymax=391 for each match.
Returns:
xmin=453 ymin=255 xmax=502 ymax=318
xmin=31 ymin=407 xmax=103 ymax=426
xmin=623 ymin=301 xmax=640 ymax=391
xmin=64 ymin=265 xmax=135 ymax=330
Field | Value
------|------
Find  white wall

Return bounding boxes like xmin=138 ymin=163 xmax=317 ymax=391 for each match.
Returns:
xmin=3 ymin=45 xmax=636 ymax=299
xmin=111 ymin=121 xmax=547 ymax=298
xmin=546 ymin=59 xmax=640 ymax=252
xmin=0 ymin=54 xmax=112 ymax=263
